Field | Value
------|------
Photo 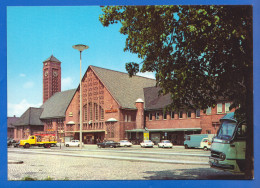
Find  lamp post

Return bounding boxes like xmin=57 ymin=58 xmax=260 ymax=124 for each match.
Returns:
xmin=72 ymin=44 xmax=89 ymax=149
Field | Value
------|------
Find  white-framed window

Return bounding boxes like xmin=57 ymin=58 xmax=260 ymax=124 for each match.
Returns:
xmin=206 ymin=107 xmax=211 ymax=115
xmin=179 ymin=111 xmax=183 ymax=119
xmin=187 ymin=111 xmax=191 ymax=118
xmin=128 ymin=115 xmax=131 ymax=122
xmin=217 ymin=103 xmax=222 ymax=114
xmin=163 ymin=112 xmax=167 ymax=120
xmin=156 ymin=112 xmax=160 ymax=120
xmin=171 ymin=111 xmax=174 ymax=119
xmin=196 ymin=109 xmax=200 ymax=118
xmin=149 ymin=113 xmax=153 ymax=121
xmin=125 ymin=114 xmax=128 ymax=122
xmin=225 ymin=103 xmax=231 ymax=113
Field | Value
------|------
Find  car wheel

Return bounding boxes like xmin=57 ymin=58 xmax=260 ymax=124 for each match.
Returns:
xmin=25 ymin=143 xmax=30 ymax=148
xmin=185 ymin=145 xmax=189 ymax=149
xmin=66 ymin=144 xmax=69 ymax=147
xmin=78 ymin=144 xmax=80 ymax=147
xmin=204 ymin=147 xmax=208 ymax=151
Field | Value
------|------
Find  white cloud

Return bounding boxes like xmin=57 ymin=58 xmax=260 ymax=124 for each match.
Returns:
xmin=19 ymin=73 xmax=26 ymax=77
xmin=8 ymin=99 xmax=41 ymax=117
xmin=137 ymin=72 xmax=156 ymax=79
xmin=62 ymin=77 xmax=74 ymax=90
xmin=23 ymin=81 xmax=34 ymax=89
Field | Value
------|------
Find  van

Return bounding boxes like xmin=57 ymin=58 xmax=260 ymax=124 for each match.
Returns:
xmin=184 ymin=134 xmax=214 ymax=150
xmin=209 ymin=112 xmax=246 ymax=173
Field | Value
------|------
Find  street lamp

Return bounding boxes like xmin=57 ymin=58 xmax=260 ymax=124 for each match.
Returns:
xmin=73 ymin=44 xmax=89 ymax=149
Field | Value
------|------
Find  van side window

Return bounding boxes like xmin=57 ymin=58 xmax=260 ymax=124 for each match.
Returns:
xmin=236 ymin=124 xmax=247 ymax=138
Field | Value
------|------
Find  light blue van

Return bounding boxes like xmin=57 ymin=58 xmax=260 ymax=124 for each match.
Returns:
xmin=184 ymin=134 xmax=214 ymax=150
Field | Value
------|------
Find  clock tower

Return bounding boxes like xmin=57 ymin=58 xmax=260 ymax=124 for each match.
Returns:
xmin=43 ymin=55 xmax=61 ymax=103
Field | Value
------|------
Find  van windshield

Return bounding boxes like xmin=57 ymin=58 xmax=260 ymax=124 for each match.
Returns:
xmin=216 ymin=121 xmax=237 ymax=140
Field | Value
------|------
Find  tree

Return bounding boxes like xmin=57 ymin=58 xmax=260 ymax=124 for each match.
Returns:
xmin=99 ymin=5 xmax=253 ymax=178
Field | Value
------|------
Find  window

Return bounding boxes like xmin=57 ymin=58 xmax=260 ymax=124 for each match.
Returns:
xmin=84 ymin=105 xmax=88 ymax=121
xmin=149 ymin=113 xmax=153 ymax=121
xmin=206 ymin=107 xmax=211 ymax=115
xmin=206 ymin=130 xmax=211 ymax=134
xmin=163 ymin=112 xmax=167 ymax=120
xmin=125 ymin=114 xmax=128 ymax=122
xmin=196 ymin=109 xmax=200 ymax=118
xmin=217 ymin=103 xmax=222 ymax=114
xmin=225 ymin=103 xmax=231 ymax=113
xmin=179 ymin=111 xmax=183 ymax=119
xmin=89 ymin=103 xmax=93 ymax=120
xmin=94 ymin=103 xmax=98 ymax=121
xmin=156 ymin=112 xmax=160 ymax=120
xmin=100 ymin=107 xmax=104 ymax=120
xmin=171 ymin=111 xmax=174 ymax=119
xmin=128 ymin=115 xmax=131 ymax=122
xmin=187 ymin=111 xmax=191 ymax=118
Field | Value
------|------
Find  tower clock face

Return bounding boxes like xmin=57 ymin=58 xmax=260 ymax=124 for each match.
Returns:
xmin=53 ymin=71 xmax=58 ymax=77
xmin=45 ymin=71 xmax=48 ymax=77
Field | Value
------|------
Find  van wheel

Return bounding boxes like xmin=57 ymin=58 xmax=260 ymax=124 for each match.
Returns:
xmin=204 ymin=147 xmax=208 ymax=151
xmin=184 ymin=145 xmax=189 ymax=149
xmin=25 ymin=143 xmax=30 ymax=148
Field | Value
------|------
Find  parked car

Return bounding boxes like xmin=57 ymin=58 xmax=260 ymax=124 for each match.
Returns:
xmin=158 ymin=140 xmax=173 ymax=148
xmin=119 ymin=140 xmax=133 ymax=147
xmin=97 ymin=140 xmax=120 ymax=148
xmin=7 ymin=138 xmax=16 ymax=147
xmin=13 ymin=141 xmax=20 ymax=148
xmin=140 ymin=140 xmax=154 ymax=148
xmin=65 ymin=140 xmax=83 ymax=147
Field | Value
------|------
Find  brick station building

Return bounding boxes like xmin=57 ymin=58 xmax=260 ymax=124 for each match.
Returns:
xmin=12 ymin=55 xmax=234 ymax=145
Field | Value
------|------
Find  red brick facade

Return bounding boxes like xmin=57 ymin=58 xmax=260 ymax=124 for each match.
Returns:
xmin=12 ymin=60 xmax=235 ymax=145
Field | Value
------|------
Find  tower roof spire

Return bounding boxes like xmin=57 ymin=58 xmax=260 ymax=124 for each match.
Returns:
xmin=43 ymin=55 xmax=61 ymax=63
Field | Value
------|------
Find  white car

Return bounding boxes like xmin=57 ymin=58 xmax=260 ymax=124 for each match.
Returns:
xmin=140 ymin=140 xmax=154 ymax=148
xmin=119 ymin=140 xmax=132 ymax=147
xmin=158 ymin=140 xmax=173 ymax=148
xmin=65 ymin=140 xmax=83 ymax=147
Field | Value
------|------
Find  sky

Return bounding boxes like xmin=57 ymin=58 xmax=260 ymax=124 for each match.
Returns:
xmin=7 ymin=6 xmax=155 ymax=117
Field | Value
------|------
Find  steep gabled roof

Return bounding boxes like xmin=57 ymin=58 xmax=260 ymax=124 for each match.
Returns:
xmin=12 ymin=107 xmax=44 ymax=126
xmin=43 ymin=55 xmax=61 ymax=63
xmin=90 ymin=66 xmax=156 ymax=109
xmin=144 ymin=86 xmax=172 ymax=110
xmin=40 ymin=89 xmax=76 ymax=119
xmin=7 ymin=116 xmax=20 ymax=128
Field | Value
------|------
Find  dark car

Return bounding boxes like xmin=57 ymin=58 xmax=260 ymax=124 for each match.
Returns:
xmin=7 ymin=138 xmax=16 ymax=147
xmin=13 ymin=141 xmax=20 ymax=148
xmin=97 ymin=140 xmax=120 ymax=148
